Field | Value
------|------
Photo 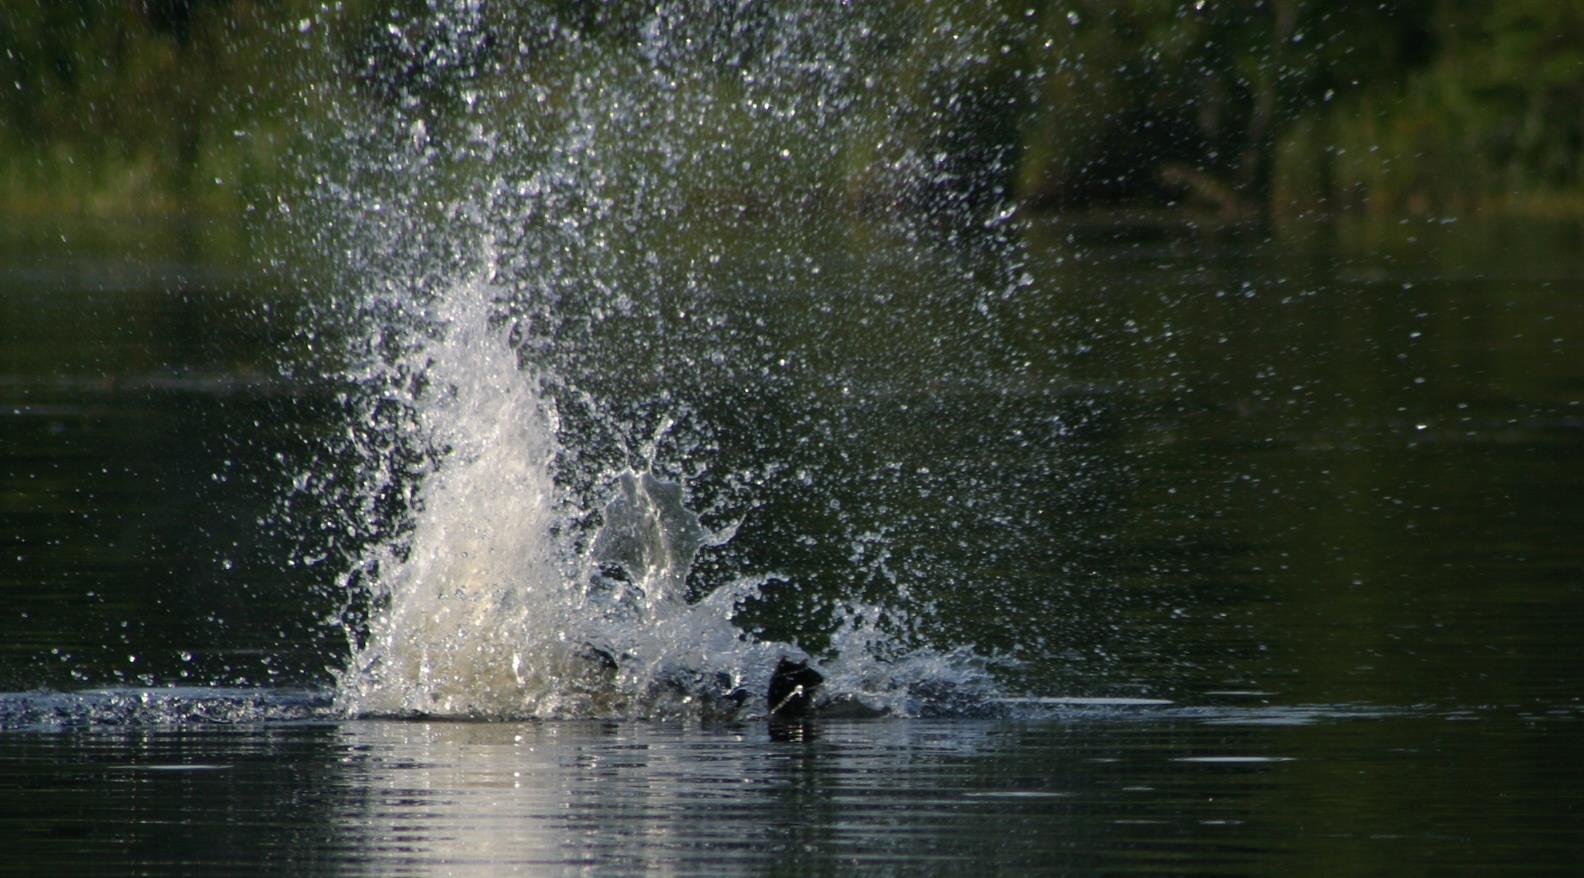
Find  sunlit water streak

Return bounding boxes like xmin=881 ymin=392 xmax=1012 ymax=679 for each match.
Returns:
xmin=5 ymin=702 xmax=1579 ymax=875
xmin=0 ymin=684 xmax=1414 ymax=733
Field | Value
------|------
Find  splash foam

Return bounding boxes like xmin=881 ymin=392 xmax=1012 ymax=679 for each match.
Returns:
xmin=305 ymin=3 xmax=1018 ymax=720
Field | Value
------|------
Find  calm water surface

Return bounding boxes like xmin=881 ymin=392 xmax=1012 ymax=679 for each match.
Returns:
xmin=3 ymin=219 xmax=1582 ymax=873
xmin=2 ymin=707 xmax=1581 ymax=875
xmin=3 ymin=703 xmax=1571 ymax=874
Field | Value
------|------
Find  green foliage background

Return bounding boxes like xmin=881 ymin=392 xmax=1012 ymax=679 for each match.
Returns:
xmin=2 ymin=0 xmax=1580 ymax=223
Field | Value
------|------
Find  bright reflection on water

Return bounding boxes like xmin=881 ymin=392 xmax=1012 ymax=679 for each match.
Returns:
xmin=2 ymin=703 xmax=1582 ymax=875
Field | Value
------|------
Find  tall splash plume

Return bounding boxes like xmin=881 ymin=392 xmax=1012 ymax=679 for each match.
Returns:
xmin=294 ymin=2 xmax=1037 ymax=718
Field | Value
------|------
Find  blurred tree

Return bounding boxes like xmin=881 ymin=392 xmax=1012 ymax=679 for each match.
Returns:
xmin=0 ymin=0 xmax=1580 ymax=220
xmin=1308 ymin=0 xmax=1584 ymax=216
xmin=1015 ymin=0 xmax=1452 ymax=221
xmin=135 ymin=0 xmax=227 ymax=44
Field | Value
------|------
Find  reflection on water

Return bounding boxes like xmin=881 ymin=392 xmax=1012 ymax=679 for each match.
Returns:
xmin=3 ymin=707 xmax=1581 ymax=875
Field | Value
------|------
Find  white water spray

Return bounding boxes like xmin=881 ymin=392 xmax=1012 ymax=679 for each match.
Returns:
xmin=329 ymin=256 xmax=816 ymax=719
xmin=330 ymin=259 xmax=999 ymax=718
xmin=308 ymin=3 xmax=1022 ymax=719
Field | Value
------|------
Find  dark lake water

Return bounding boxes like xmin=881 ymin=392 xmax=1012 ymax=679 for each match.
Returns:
xmin=3 ymin=217 xmax=1582 ymax=873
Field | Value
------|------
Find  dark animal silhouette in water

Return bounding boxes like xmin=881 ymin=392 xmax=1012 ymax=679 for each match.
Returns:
xmin=579 ymin=645 xmax=845 ymax=719
xmin=766 ymin=658 xmax=824 ymax=718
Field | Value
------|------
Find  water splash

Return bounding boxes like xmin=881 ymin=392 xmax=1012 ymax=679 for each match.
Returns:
xmin=326 ymin=261 xmax=993 ymax=719
xmin=331 ymin=265 xmax=590 ymax=717
xmin=0 ymin=688 xmax=332 ymax=731
xmin=297 ymin=2 xmax=1036 ymax=719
